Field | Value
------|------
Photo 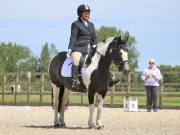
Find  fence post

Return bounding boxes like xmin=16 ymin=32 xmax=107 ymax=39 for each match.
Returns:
xmin=27 ymin=72 xmax=31 ymax=105
xmin=81 ymin=94 xmax=83 ymax=105
xmin=2 ymin=74 xmax=7 ymax=104
xmin=14 ymin=74 xmax=19 ymax=105
xmin=159 ymin=74 xmax=164 ymax=109
xmin=111 ymin=73 xmax=115 ymax=106
xmin=126 ymin=72 xmax=131 ymax=99
xmin=40 ymin=73 xmax=44 ymax=105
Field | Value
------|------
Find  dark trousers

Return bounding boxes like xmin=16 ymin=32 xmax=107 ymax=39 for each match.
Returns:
xmin=145 ymin=86 xmax=158 ymax=110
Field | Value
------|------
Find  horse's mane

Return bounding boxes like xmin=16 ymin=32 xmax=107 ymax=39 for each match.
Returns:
xmin=97 ymin=37 xmax=115 ymax=47
xmin=96 ymin=37 xmax=115 ymax=55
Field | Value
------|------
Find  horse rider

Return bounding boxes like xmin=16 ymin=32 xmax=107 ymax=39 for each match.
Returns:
xmin=67 ymin=4 xmax=120 ymax=90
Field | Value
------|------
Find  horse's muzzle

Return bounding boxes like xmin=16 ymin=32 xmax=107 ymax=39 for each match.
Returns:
xmin=123 ymin=62 xmax=129 ymax=73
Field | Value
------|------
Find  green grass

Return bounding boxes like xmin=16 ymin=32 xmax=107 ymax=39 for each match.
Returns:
xmin=163 ymin=97 xmax=180 ymax=106
xmin=0 ymin=94 xmax=179 ymax=107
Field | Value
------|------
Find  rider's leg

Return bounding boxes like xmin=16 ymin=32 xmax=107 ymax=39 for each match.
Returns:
xmin=108 ymin=72 xmax=121 ymax=87
xmin=71 ymin=52 xmax=82 ymax=89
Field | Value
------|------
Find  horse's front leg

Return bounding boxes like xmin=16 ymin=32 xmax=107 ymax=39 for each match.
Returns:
xmin=88 ymin=87 xmax=96 ymax=128
xmin=59 ymin=88 xmax=71 ymax=127
xmin=96 ymin=94 xmax=104 ymax=129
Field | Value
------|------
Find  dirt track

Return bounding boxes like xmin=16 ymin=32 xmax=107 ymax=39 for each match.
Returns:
xmin=0 ymin=106 xmax=180 ymax=135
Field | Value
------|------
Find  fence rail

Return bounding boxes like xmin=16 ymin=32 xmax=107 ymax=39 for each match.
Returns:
xmin=0 ymin=72 xmax=180 ymax=108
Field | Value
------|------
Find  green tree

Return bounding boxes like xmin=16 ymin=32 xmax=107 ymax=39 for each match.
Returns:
xmin=96 ymin=26 xmax=140 ymax=71
xmin=17 ymin=56 xmax=39 ymax=72
xmin=0 ymin=42 xmax=34 ymax=72
xmin=39 ymin=42 xmax=50 ymax=72
xmin=50 ymin=43 xmax=58 ymax=59
xmin=159 ymin=65 xmax=180 ymax=83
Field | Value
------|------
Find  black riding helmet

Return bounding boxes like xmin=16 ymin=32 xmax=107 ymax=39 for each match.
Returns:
xmin=77 ymin=4 xmax=91 ymax=17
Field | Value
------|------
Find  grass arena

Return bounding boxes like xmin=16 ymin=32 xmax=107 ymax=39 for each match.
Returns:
xmin=0 ymin=106 xmax=179 ymax=135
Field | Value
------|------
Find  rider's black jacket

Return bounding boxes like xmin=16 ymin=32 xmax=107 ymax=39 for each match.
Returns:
xmin=68 ymin=18 xmax=98 ymax=53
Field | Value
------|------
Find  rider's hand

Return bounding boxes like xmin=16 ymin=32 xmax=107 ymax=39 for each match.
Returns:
xmin=145 ymin=75 xmax=150 ymax=80
xmin=67 ymin=49 xmax=72 ymax=57
xmin=91 ymin=45 xmax=97 ymax=49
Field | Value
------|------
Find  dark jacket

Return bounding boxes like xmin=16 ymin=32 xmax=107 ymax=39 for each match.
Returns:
xmin=68 ymin=18 xmax=98 ymax=52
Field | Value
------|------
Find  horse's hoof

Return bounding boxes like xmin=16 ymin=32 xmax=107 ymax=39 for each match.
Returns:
xmin=54 ymin=124 xmax=60 ymax=128
xmin=60 ymin=123 xmax=66 ymax=128
xmin=88 ymin=124 xmax=96 ymax=129
xmin=96 ymin=125 xmax=104 ymax=130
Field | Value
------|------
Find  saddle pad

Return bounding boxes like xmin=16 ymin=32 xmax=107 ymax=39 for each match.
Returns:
xmin=61 ymin=57 xmax=73 ymax=77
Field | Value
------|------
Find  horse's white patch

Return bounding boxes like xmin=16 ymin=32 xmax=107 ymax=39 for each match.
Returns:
xmin=120 ymin=49 xmax=128 ymax=61
xmin=96 ymin=37 xmax=115 ymax=56
xmin=88 ymin=104 xmax=95 ymax=127
xmin=109 ymin=49 xmax=112 ymax=53
xmin=60 ymin=37 xmax=115 ymax=88
xmin=96 ymin=94 xmax=103 ymax=127
xmin=81 ymin=53 xmax=100 ymax=88
xmin=82 ymin=37 xmax=115 ymax=88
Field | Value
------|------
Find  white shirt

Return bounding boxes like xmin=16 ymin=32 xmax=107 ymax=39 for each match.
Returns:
xmin=81 ymin=19 xmax=88 ymax=27
xmin=141 ymin=67 xmax=162 ymax=86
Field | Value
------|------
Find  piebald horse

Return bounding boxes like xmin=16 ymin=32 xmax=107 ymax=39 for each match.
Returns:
xmin=49 ymin=36 xmax=129 ymax=129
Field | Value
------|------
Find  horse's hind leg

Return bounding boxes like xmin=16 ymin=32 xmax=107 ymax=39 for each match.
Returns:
xmin=59 ymin=88 xmax=71 ymax=127
xmin=52 ymin=83 xmax=60 ymax=127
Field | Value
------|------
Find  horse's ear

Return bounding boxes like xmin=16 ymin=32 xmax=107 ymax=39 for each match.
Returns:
xmin=124 ymin=35 xmax=129 ymax=42
xmin=117 ymin=36 xmax=122 ymax=43
xmin=122 ymin=32 xmax=129 ymax=43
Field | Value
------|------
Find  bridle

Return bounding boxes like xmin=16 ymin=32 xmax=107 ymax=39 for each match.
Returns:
xmin=95 ymin=46 xmax=129 ymax=69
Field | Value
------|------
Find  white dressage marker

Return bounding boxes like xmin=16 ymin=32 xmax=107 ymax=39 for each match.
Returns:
xmin=123 ymin=97 xmax=138 ymax=112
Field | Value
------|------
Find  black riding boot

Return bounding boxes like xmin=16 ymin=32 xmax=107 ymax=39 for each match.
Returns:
xmin=71 ymin=65 xmax=80 ymax=90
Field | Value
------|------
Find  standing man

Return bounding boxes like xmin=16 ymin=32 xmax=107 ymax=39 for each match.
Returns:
xmin=141 ymin=59 xmax=162 ymax=112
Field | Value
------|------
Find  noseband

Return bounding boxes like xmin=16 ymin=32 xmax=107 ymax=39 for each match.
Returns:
xmin=95 ymin=47 xmax=128 ymax=69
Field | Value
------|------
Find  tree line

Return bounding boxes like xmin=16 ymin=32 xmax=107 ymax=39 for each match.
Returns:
xmin=0 ymin=26 xmax=139 ymax=74
xmin=0 ymin=26 xmax=179 ymax=84
xmin=0 ymin=42 xmax=58 ymax=73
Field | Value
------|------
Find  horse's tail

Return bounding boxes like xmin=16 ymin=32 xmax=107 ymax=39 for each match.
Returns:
xmin=58 ymin=85 xmax=65 ymax=112
xmin=51 ymin=85 xmax=65 ymax=112
xmin=51 ymin=85 xmax=69 ymax=112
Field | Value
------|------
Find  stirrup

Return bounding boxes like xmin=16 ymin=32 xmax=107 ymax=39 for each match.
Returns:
xmin=72 ymin=79 xmax=80 ymax=89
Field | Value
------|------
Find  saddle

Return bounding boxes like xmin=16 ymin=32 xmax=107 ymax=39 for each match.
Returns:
xmin=61 ymin=49 xmax=93 ymax=77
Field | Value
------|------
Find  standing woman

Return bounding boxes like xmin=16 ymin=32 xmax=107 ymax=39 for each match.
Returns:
xmin=141 ymin=59 xmax=162 ymax=112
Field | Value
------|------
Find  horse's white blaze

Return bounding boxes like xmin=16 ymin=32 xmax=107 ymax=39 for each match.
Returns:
xmin=82 ymin=37 xmax=114 ymax=88
xmin=52 ymin=83 xmax=60 ymax=125
xmin=88 ymin=104 xmax=95 ymax=127
xmin=96 ymin=94 xmax=103 ymax=127
xmin=120 ymin=49 xmax=128 ymax=61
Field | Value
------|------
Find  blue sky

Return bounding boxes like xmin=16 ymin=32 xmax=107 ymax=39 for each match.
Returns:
xmin=0 ymin=0 xmax=180 ymax=70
